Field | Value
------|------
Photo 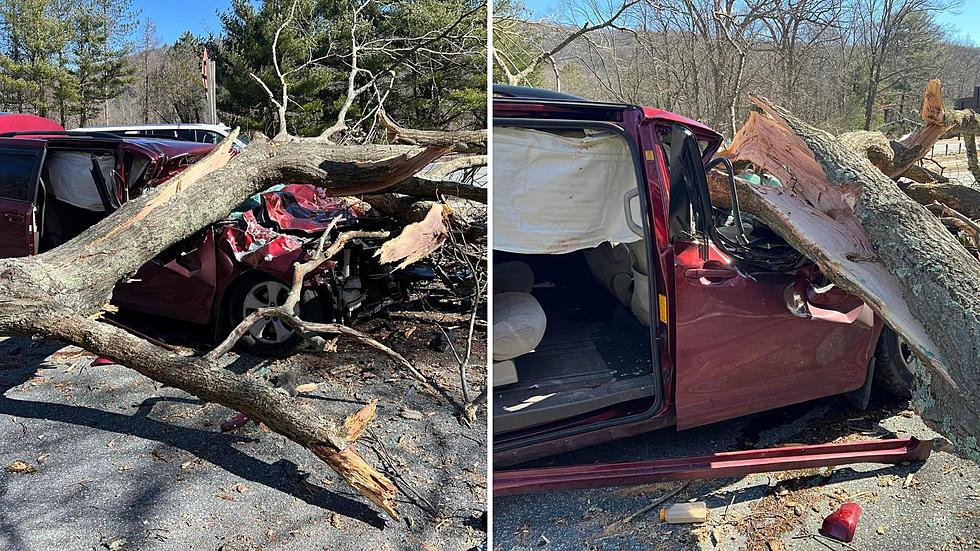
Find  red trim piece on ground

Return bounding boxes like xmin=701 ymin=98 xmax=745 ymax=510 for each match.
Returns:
xmin=494 ymin=438 xmax=935 ymax=496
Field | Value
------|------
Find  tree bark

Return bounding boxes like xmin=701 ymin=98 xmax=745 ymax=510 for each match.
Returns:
xmin=388 ymin=174 xmax=487 ymax=203
xmin=378 ymin=109 xmax=487 ymax=154
xmin=0 ymin=133 xmax=449 ymax=519
xmin=721 ymin=97 xmax=980 ymax=461
xmin=900 ymin=182 xmax=980 ymax=219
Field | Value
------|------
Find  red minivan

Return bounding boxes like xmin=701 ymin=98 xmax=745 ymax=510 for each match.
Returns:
xmin=491 ymin=86 xmax=918 ymax=474
xmin=0 ymin=114 xmax=428 ymax=354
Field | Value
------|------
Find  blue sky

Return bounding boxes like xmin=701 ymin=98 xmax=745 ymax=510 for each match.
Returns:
xmin=131 ymin=0 xmax=231 ymax=43
xmin=519 ymin=0 xmax=980 ymax=45
xmin=136 ymin=0 xmax=980 ymax=44
xmin=937 ymin=6 xmax=980 ymax=44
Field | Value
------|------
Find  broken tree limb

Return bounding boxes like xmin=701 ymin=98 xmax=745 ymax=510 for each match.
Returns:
xmin=363 ymin=194 xmax=486 ymax=244
xmin=900 ymin=181 xmax=980 ymax=219
xmin=378 ymin=109 xmax=487 ymax=154
xmin=388 ymin=175 xmax=487 ymax=203
xmin=838 ymin=80 xmax=950 ymax=179
xmin=722 ymin=96 xmax=980 ymax=460
xmin=377 ymin=203 xmax=451 ymax=270
xmin=425 ymin=155 xmax=487 ymax=179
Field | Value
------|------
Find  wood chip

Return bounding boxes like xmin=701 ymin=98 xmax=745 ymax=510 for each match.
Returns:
xmin=5 ymin=460 xmax=36 ymax=474
xmin=295 ymin=383 xmax=318 ymax=394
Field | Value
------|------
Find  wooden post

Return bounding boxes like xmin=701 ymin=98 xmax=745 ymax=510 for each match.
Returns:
xmin=208 ymin=59 xmax=217 ymax=124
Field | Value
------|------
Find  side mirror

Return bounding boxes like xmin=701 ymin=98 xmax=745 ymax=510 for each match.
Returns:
xmin=705 ymin=156 xmax=749 ymax=247
xmin=624 ymin=188 xmax=643 ymax=237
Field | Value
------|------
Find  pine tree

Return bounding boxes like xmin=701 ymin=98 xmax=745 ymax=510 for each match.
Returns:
xmin=68 ymin=0 xmax=138 ymax=125
xmin=0 ymin=0 xmax=74 ymax=116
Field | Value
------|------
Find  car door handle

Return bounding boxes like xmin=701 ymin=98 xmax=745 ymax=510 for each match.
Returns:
xmin=684 ymin=268 xmax=738 ymax=280
xmin=3 ymin=213 xmax=24 ymax=223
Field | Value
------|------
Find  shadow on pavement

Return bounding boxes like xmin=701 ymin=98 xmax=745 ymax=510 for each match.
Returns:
xmin=0 ymin=336 xmax=388 ymax=530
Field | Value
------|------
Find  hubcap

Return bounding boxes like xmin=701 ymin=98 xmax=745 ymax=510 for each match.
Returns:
xmin=241 ymin=280 xmax=298 ymax=344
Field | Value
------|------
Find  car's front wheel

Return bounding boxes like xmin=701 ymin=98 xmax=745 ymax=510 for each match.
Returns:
xmin=874 ymin=327 xmax=918 ymax=399
xmin=226 ymin=273 xmax=325 ymax=356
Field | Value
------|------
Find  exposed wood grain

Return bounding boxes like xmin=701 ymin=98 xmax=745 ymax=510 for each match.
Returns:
xmin=377 ymin=203 xmax=450 ymax=270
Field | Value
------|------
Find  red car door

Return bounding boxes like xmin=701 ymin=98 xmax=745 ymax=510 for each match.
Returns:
xmin=0 ymin=144 xmax=43 ymax=258
xmin=671 ymin=240 xmax=880 ymax=429
xmin=657 ymin=123 xmax=882 ymax=429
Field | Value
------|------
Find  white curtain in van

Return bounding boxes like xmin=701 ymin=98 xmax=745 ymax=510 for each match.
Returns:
xmin=46 ymin=151 xmax=115 ymax=212
xmin=493 ymin=126 xmax=641 ymax=254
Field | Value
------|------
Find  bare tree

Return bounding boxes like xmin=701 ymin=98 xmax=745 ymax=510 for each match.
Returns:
xmin=251 ymin=0 xmax=485 ymax=143
xmin=492 ymin=0 xmax=640 ymax=87
xmin=851 ymin=0 xmax=951 ymax=130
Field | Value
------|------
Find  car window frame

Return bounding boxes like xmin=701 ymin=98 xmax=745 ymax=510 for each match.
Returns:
xmin=0 ymin=144 xmax=44 ymax=204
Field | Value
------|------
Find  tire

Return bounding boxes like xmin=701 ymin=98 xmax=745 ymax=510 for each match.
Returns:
xmin=226 ymin=272 xmax=325 ymax=356
xmin=874 ymin=327 xmax=917 ymax=399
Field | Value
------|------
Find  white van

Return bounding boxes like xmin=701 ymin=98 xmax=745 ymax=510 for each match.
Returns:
xmin=69 ymin=123 xmax=249 ymax=151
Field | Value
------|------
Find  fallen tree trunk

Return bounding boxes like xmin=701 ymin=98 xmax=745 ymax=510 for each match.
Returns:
xmin=0 ymin=133 xmax=450 ymax=519
xmin=899 ymin=181 xmax=980 ymax=219
xmin=721 ymin=97 xmax=980 ymax=461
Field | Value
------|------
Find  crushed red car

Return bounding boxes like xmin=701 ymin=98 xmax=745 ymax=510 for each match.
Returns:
xmin=0 ymin=114 xmax=431 ymax=354
xmin=491 ymin=86 xmax=927 ymax=491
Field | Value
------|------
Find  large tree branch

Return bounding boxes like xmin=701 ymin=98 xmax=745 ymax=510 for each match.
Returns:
xmin=7 ymin=135 xmax=445 ymax=321
xmin=377 ymin=109 xmax=487 ymax=154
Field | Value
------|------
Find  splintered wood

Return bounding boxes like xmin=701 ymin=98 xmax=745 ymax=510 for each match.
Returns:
xmin=377 ymin=203 xmax=451 ymax=269
xmin=719 ymin=95 xmax=980 ymax=460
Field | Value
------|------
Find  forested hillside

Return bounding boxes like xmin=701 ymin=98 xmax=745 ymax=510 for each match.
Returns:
xmin=494 ymin=0 xmax=980 ymax=136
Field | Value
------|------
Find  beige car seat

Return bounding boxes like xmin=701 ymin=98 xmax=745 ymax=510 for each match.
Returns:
xmin=583 ymin=242 xmax=633 ymax=306
xmin=626 ymin=240 xmax=652 ymax=326
xmin=492 ymin=262 xmax=547 ymax=387
xmin=494 ymin=260 xmax=534 ymax=294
